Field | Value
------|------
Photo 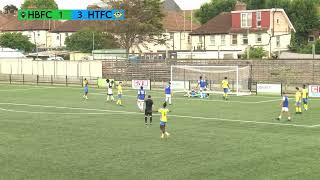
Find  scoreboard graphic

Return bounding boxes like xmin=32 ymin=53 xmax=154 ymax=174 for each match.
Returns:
xmin=18 ymin=9 xmax=125 ymax=21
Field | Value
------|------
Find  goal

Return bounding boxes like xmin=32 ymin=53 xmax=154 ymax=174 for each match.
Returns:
xmin=170 ymin=65 xmax=251 ymax=96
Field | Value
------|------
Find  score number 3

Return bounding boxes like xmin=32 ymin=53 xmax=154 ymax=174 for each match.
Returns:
xmin=78 ymin=11 xmax=82 ymax=19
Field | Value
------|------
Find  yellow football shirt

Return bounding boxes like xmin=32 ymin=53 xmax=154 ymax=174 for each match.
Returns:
xmin=302 ymin=88 xmax=308 ymax=98
xmin=222 ymin=80 xmax=229 ymax=88
xmin=117 ymin=85 xmax=123 ymax=94
xmin=83 ymin=80 xmax=88 ymax=86
xmin=295 ymin=91 xmax=302 ymax=102
xmin=158 ymin=108 xmax=169 ymax=122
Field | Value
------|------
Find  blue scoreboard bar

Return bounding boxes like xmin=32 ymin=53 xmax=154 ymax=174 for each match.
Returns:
xmin=71 ymin=10 xmax=125 ymax=20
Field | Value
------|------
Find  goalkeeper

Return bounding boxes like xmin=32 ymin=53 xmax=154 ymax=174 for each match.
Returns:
xmin=184 ymin=88 xmax=209 ymax=98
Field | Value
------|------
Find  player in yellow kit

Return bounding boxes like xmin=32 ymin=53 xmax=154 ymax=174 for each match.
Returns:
xmin=116 ymin=82 xmax=123 ymax=106
xmin=159 ymin=102 xmax=170 ymax=139
xmin=302 ymin=84 xmax=309 ymax=111
xmin=221 ymin=77 xmax=230 ymax=100
xmin=83 ymin=78 xmax=89 ymax=100
xmin=295 ymin=87 xmax=302 ymax=114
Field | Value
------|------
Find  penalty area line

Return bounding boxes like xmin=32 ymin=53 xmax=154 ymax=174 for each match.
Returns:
xmin=0 ymin=102 xmax=315 ymax=129
xmin=0 ymin=107 xmax=136 ymax=115
xmin=91 ymin=92 xmax=279 ymax=104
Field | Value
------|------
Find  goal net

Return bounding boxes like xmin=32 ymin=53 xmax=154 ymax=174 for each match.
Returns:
xmin=170 ymin=65 xmax=251 ymax=96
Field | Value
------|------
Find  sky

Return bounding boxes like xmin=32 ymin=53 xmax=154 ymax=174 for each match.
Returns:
xmin=174 ymin=0 xmax=211 ymax=10
xmin=0 ymin=0 xmax=211 ymax=10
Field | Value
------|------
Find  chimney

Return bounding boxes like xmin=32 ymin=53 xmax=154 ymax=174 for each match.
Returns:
xmin=87 ymin=5 xmax=100 ymax=9
xmin=234 ymin=1 xmax=247 ymax=11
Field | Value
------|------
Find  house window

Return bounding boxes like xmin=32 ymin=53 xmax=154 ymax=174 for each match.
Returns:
xmin=308 ymin=36 xmax=315 ymax=42
xmin=181 ymin=33 xmax=185 ymax=40
xmin=221 ymin=35 xmax=226 ymax=46
xmin=188 ymin=35 xmax=191 ymax=43
xmin=241 ymin=13 xmax=252 ymax=28
xmin=57 ymin=34 xmax=60 ymax=40
xmin=242 ymin=34 xmax=248 ymax=45
xmin=37 ymin=31 xmax=41 ymax=37
xmin=232 ymin=34 xmax=237 ymax=45
xmin=170 ymin=33 xmax=174 ymax=39
xmin=199 ymin=36 xmax=203 ymax=43
xmin=65 ymin=33 xmax=69 ymax=37
xmin=210 ymin=35 xmax=215 ymax=45
xmin=256 ymin=34 xmax=262 ymax=43
xmin=276 ymin=18 xmax=280 ymax=24
xmin=276 ymin=36 xmax=280 ymax=47
xmin=256 ymin=11 xmax=261 ymax=27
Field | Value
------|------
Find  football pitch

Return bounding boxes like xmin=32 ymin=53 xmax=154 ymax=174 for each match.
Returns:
xmin=1 ymin=84 xmax=320 ymax=180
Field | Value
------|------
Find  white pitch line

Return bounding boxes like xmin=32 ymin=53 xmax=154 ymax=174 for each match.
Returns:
xmin=0 ymin=87 xmax=54 ymax=92
xmin=91 ymin=92 xmax=279 ymax=104
xmin=0 ymin=107 xmax=135 ymax=115
xmin=0 ymin=102 xmax=315 ymax=128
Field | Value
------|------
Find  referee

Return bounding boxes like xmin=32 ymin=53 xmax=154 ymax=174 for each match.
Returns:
xmin=144 ymin=95 xmax=154 ymax=126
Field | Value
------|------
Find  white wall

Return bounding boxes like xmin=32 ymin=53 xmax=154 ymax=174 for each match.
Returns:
xmin=21 ymin=30 xmax=49 ymax=48
xmin=131 ymin=31 xmax=192 ymax=53
xmin=50 ymin=32 xmax=73 ymax=48
xmin=191 ymin=32 xmax=291 ymax=54
xmin=0 ymin=59 xmax=102 ymax=77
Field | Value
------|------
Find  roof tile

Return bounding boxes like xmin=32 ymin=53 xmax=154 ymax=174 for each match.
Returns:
xmin=190 ymin=12 xmax=232 ymax=35
xmin=162 ymin=11 xmax=200 ymax=31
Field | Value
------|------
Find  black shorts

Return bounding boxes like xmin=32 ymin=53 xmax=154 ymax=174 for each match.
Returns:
xmin=145 ymin=110 xmax=152 ymax=116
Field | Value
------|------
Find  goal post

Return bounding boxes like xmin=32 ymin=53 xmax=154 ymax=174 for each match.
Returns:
xmin=170 ymin=65 xmax=251 ymax=96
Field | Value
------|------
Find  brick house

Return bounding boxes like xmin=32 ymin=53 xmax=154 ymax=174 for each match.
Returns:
xmin=190 ymin=3 xmax=296 ymax=58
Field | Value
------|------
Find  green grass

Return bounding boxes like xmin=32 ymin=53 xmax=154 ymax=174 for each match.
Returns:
xmin=1 ymin=84 xmax=320 ymax=180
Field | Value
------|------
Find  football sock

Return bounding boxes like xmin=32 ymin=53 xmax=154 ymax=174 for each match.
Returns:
xmin=145 ymin=117 xmax=147 ymax=124
xmin=150 ymin=117 xmax=152 ymax=124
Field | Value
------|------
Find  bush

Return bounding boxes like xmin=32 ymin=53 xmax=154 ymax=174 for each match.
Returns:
xmin=315 ymin=39 xmax=320 ymax=54
xmin=0 ymin=33 xmax=35 ymax=52
xmin=241 ymin=47 xmax=267 ymax=59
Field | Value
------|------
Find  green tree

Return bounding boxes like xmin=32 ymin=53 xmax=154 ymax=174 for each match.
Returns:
xmin=65 ymin=29 xmax=119 ymax=53
xmin=315 ymin=39 xmax=320 ymax=54
xmin=196 ymin=0 xmax=236 ymax=24
xmin=0 ymin=33 xmax=35 ymax=52
xmin=287 ymin=0 xmax=319 ymax=37
xmin=245 ymin=0 xmax=267 ymax=9
xmin=3 ymin=4 xmax=18 ymax=14
xmin=21 ymin=0 xmax=58 ymax=9
xmin=109 ymin=0 xmax=165 ymax=54
xmin=242 ymin=47 xmax=267 ymax=59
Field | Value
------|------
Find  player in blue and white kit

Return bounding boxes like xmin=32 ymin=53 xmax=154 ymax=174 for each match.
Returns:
xmin=277 ymin=92 xmax=292 ymax=121
xmin=197 ymin=76 xmax=207 ymax=98
xmin=83 ymin=78 xmax=89 ymax=100
xmin=165 ymin=82 xmax=172 ymax=105
xmin=137 ymin=86 xmax=146 ymax=112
